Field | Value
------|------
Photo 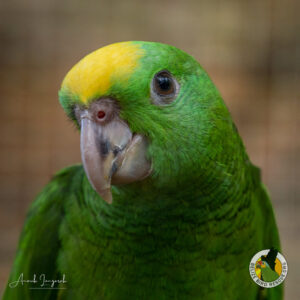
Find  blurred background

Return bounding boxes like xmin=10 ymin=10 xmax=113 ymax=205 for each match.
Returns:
xmin=0 ymin=0 xmax=299 ymax=298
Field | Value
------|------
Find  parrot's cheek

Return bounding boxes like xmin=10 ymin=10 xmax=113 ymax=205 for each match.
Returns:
xmin=80 ymin=117 xmax=151 ymax=204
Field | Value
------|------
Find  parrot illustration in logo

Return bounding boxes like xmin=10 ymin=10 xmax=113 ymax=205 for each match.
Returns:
xmin=256 ymin=248 xmax=281 ymax=282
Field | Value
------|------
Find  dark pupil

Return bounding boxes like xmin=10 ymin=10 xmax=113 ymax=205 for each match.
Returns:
xmin=157 ymin=75 xmax=171 ymax=91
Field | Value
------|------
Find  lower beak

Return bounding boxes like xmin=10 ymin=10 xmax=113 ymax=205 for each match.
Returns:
xmin=80 ymin=117 xmax=151 ymax=204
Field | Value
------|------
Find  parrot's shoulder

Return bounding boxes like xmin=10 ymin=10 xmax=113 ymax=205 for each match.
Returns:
xmin=53 ymin=163 xmax=84 ymax=177
xmin=51 ymin=163 xmax=84 ymax=185
xmin=246 ymin=159 xmax=261 ymax=184
xmin=27 ymin=164 xmax=84 ymax=218
xmin=3 ymin=165 xmax=85 ymax=300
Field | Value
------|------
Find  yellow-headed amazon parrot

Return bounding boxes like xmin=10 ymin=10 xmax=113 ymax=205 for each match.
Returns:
xmin=3 ymin=41 xmax=282 ymax=300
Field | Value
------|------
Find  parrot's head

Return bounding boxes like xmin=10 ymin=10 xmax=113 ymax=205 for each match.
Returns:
xmin=59 ymin=41 xmax=244 ymax=204
xmin=261 ymin=261 xmax=269 ymax=269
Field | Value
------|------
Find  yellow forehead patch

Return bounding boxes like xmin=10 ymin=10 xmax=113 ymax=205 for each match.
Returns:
xmin=61 ymin=42 xmax=144 ymax=103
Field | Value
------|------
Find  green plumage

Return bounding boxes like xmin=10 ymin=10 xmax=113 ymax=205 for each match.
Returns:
xmin=4 ymin=42 xmax=282 ymax=299
xmin=261 ymin=265 xmax=280 ymax=283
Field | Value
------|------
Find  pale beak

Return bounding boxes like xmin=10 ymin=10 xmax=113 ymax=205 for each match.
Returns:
xmin=79 ymin=99 xmax=151 ymax=203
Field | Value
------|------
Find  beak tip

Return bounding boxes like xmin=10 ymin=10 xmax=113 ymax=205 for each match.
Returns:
xmin=99 ymin=188 xmax=113 ymax=204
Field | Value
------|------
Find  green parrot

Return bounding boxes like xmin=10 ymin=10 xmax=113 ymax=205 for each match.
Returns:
xmin=257 ymin=248 xmax=280 ymax=283
xmin=3 ymin=41 xmax=283 ymax=300
xmin=258 ymin=261 xmax=280 ymax=283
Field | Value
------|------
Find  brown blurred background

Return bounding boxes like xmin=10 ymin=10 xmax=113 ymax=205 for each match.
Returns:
xmin=0 ymin=0 xmax=299 ymax=298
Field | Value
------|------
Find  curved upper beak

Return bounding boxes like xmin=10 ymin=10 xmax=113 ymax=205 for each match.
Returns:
xmin=79 ymin=99 xmax=151 ymax=204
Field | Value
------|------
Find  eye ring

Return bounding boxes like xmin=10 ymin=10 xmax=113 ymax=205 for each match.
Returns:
xmin=150 ymin=70 xmax=179 ymax=105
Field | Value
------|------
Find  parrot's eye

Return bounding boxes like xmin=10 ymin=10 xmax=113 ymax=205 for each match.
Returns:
xmin=97 ymin=110 xmax=106 ymax=119
xmin=151 ymin=70 xmax=179 ymax=105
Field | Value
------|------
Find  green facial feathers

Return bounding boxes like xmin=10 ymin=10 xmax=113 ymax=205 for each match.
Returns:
xmin=59 ymin=41 xmax=246 ymax=190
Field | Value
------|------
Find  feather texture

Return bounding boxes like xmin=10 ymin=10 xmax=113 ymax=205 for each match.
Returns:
xmin=4 ymin=42 xmax=282 ymax=300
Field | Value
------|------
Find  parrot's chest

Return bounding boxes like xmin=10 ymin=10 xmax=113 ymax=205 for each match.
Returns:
xmin=58 ymin=209 xmax=259 ymax=300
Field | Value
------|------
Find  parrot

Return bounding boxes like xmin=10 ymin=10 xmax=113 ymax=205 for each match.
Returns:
xmin=256 ymin=248 xmax=280 ymax=283
xmin=3 ymin=41 xmax=283 ymax=300
xmin=257 ymin=261 xmax=280 ymax=283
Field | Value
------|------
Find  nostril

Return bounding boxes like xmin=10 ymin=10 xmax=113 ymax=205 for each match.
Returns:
xmin=97 ymin=110 xmax=106 ymax=119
